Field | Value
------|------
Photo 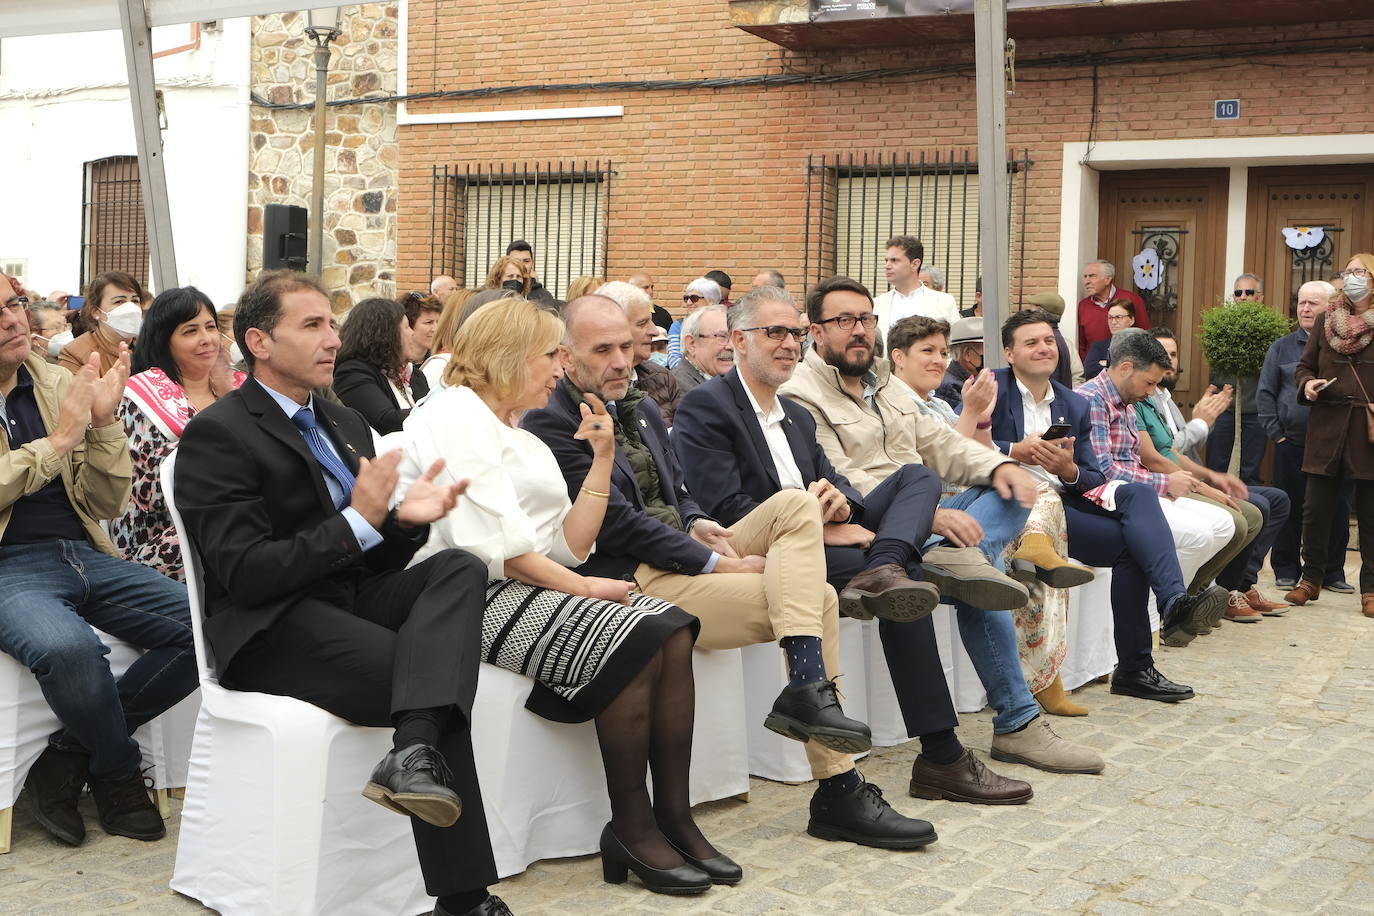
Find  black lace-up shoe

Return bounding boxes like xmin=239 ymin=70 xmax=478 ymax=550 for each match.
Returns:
xmin=808 ymin=781 xmax=937 ymax=849
xmin=363 ymin=743 xmax=463 ymax=827
xmin=24 ymin=746 xmax=90 ymax=846
xmin=89 ymin=767 xmax=165 ymax=841
xmin=1110 ymin=666 xmax=1194 ymax=703
xmin=764 ymin=679 xmax=872 ymax=754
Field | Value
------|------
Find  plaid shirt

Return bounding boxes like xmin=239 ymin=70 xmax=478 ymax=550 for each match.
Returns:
xmin=1074 ymin=373 xmax=1169 ymax=496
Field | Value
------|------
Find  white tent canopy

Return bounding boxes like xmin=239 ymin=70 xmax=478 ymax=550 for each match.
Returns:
xmin=0 ymin=0 xmax=302 ymax=38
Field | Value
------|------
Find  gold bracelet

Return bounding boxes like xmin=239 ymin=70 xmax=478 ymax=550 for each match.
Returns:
xmin=580 ymin=486 xmax=610 ymax=499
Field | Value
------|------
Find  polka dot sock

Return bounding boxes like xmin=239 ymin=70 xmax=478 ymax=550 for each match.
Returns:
xmin=816 ymin=768 xmax=863 ymax=798
xmin=780 ymin=635 xmax=826 ymax=686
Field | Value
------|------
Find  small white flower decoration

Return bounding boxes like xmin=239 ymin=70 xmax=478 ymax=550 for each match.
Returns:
xmin=1132 ymin=248 xmax=1162 ymax=291
xmin=1282 ymin=226 xmax=1325 ymax=250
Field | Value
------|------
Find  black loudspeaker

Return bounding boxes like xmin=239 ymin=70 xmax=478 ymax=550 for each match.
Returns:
xmin=263 ymin=204 xmax=308 ymax=271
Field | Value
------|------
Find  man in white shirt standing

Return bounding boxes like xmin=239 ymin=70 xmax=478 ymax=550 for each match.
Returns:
xmin=873 ymin=236 xmax=961 ymax=338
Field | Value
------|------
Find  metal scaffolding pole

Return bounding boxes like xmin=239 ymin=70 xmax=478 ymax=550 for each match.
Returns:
xmin=117 ymin=0 xmax=178 ymax=292
xmin=974 ymin=0 xmax=1010 ymax=369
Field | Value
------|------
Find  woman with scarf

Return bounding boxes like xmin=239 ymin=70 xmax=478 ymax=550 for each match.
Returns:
xmin=1289 ymin=252 xmax=1374 ymax=617
xmin=115 ymin=286 xmax=244 ymax=579
xmin=334 ymin=297 xmax=430 ymax=434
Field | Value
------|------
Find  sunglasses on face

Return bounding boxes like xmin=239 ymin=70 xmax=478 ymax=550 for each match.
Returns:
xmin=1233 ymin=289 xmax=1258 ymax=297
xmin=741 ymin=325 xmax=807 ymax=342
xmin=682 ymin=294 xmax=707 ymax=304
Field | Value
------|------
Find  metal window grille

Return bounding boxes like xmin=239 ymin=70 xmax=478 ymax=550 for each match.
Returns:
xmin=804 ymin=150 xmax=1032 ymax=308
xmin=430 ymin=161 xmax=613 ymax=301
xmin=81 ymin=156 xmax=149 ymax=291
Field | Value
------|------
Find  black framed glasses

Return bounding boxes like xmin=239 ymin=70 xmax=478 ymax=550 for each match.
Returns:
xmin=814 ymin=313 xmax=878 ymax=331
xmin=741 ymin=325 xmax=807 ymax=341
xmin=1341 ymin=268 xmax=1371 ymax=279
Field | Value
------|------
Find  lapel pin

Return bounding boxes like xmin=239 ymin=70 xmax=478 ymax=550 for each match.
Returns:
xmin=640 ymin=418 xmax=648 ymax=428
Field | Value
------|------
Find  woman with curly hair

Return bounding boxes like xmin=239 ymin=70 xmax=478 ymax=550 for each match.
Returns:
xmin=333 ymin=296 xmax=430 ymax=434
xmin=484 ymin=255 xmax=532 ymax=298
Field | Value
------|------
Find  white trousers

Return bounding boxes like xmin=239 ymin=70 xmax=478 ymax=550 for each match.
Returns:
xmin=1146 ymin=495 xmax=1236 ymax=630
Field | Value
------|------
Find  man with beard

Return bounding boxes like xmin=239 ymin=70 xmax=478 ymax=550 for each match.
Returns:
xmin=781 ymin=277 xmax=1103 ymax=776
xmin=1144 ymin=327 xmax=1231 ymax=463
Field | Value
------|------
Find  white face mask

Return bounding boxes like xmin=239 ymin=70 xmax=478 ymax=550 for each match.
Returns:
xmin=47 ymin=329 xmax=74 ymax=358
xmin=100 ymin=301 xmax=143 ymax=339
xmin=1343 ymin=273 xmax=1370 ymax=303
xmin=222 ymin=334 xmax=245 ymax=367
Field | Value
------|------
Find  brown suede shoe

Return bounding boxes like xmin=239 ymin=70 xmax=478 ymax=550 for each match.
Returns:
xmin=1363 ymin=594 xmax=1374 ymax=619
xmin=1222 ymin=591 xmax=1262 ymax=623
xmin=840 ymin=564 xmax=941 ymax=623
xmin=1284 ymin=580 xmax=1321 ymax=606
xmin=908 ymin=750 xmax=1033 ymax=805
xmin=1244 ymin=587 xmax=1289 ymax=616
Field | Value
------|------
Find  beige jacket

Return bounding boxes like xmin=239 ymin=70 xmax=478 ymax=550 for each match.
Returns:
xmin=0 ymin=353 xmax=131 ymax=554
xmin=780 ymin=349 xmax=1010 ymax=496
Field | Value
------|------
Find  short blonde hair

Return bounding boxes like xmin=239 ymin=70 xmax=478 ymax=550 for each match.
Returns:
xmin=445 ymin=296 xmax=563 ymax=397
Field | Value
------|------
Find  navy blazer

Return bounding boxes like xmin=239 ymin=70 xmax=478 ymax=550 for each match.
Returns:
xmin=987 ymin=367 xmax=1104 ymax=497
xmin=520 ymin=382 xmax=713 ymax=580
xmin=672 ymin=368 xmax=863 ymax=527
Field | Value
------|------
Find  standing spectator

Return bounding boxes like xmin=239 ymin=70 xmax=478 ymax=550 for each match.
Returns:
xmin=597 ymin=281 xmax=681 ymax=426
xmin=1205 ymin=273 xmax=1271 ymax=484
xmin=420 ymin=288 xmax=475 ymax=392
xmin=628 ymin=271 xmax=673 ymax=332
xmin=705 ymin=270 xmax=734 ymax=306
xmin=566 ymin=275 xmax=603 ymax=301
xmin=28 ymin=302 xmax=69 ymax=363
xmin=484 ymin=256 xmax=532 ymax=298
xmin=60 ymin=271 xmax=147 ymax=376
xmin=1024 ymin=291 xmax=1082 ymax=388
xmin=935 ymin=317 xmax=982 ymax=412
xmin=1287 ymin=252 xmax=1374 ymax=614
xmin=430 ymin=275 xmax=456 ymax=301
xmin=751 ymin=270 xmax=785 ymax=289
xmin=333 ymin=297 xmax=430 ymax=434
xmin=1083 ymin=300 xmax=1137 ymax=380
xmin=874 ymin=236 xmax=960 ymax=336
xmin=402 ymin=291 xmax=443 ymax=365
xmin=1258 ymin=280 xmax=1354 ymax=593
xmin=506 ymin=239 xmax=556 ymax=304
xmin=115 ymin=287 xmax=245 ymax=580
xmin=1077 ymin=260 xmax=1149 ymax=360
xmin=671 ymin=305 xmax=732 ymax=394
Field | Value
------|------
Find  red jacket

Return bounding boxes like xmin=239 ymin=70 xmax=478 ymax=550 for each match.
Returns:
xmin=1077 ymin=287 xmax=1150 ymax=358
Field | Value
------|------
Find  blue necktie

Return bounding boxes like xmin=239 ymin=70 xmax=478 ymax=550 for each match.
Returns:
xmin=291 ymin=406 xmax=355 ymax=503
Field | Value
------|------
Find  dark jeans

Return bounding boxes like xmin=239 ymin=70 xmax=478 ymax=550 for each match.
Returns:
xmin=823 ymin=464 xmax=958 ymax=739
xmin=0 ymin=540 xmax=196 ymax=780
xmin=1301 ymin=474 xmax=1374 ymax=594
xmin=224 ymin=549 xmax=498 ymax=896
xmin=1271 ymin=439 xmax=1351 ymax=584
xmin=1215 ymin=484 xmax=1290 ymax=591
xmin=1062 ymin=484 xmax=1186 ymax=673
xmin=1205 ymin=410 xmax=1266 ymax=484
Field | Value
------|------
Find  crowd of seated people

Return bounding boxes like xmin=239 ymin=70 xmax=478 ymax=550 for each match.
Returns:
xmin=4 ymin=248 xmax=1368 ymax=916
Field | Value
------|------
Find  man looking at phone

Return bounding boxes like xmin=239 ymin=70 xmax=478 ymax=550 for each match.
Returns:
xmin=989 ymin=309 xmax=1216 ymax=703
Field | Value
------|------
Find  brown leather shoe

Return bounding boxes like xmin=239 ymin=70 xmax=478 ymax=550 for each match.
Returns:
xmin=1363 ymin=594 xmax=1374 ymax=619
xmin=1244 ymin=586 xmax=1289 ymax=616
xmin=840 ymin=564 xmax=941 ymax=623
xmin=1284 ymin=580 xmax=1321 ymax=606
xmin=1222 ymin=591 xmax=1262 ymax=623
xmin=908 ymin=749 xmax=1032 ymax=805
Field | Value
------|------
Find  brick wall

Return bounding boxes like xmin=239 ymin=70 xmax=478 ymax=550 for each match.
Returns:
xmin=397 ymin=1 xmax=1374 ymax=314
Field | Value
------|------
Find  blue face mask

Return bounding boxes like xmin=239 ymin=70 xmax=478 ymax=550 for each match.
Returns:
xmin=648 ymin=352 xmax=670 ymax=367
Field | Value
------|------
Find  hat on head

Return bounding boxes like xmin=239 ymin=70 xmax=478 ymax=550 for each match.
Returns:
xmin=950 ymin=317 xmax=983 ymax=346
xmin=1026 ymin=291 xmax=1066 ymax=317
xmin=651 ymin=327 xmax=668 ymax=342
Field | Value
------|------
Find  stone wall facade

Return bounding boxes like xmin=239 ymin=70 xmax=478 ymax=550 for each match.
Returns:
xmin=248 ymin=5 xmax=398 ymax=311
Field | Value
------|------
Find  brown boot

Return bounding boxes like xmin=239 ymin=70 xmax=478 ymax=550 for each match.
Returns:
xmin=1009 ymin=533 xmax=1096 ymax=589
xmin=1362 ymin=594 xmax=1374 ymax=618
xmin=1284 ymin=580 xmax=1321 ymax=605
xmin=1033 ymin=674 xmax=1088 ymax=717
xmin=840 ymin=564 xmax=941 ymax=623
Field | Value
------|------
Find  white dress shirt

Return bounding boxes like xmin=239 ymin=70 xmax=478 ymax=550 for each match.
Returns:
xmin=741 ymin=380 xmax=806 ymax=491
xmin=1016 ymin=376 xmax=1064 ymax=492
xmin=876 ymin=285 xmax=962 ymax=335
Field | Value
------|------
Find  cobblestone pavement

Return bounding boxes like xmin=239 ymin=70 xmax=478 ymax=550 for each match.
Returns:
xmin=3 ymin=568 xmax=1372 ymax=915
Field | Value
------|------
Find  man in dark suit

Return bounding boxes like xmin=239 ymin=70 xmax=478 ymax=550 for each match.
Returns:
xmin=989 ymin=309 xmax=1211 ymax=704
xmin=674 ymin=287 xmax=1036 ymax=817
xmin=523 ymin=295 xmax=933 ymax=851
xmin=174 ymin=271 xmax=507 ymax=916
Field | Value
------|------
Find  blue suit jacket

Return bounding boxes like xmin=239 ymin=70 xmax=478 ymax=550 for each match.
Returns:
xmin=987 ymin=367 xmax=1104 ymax=497
xmin=520 ymin=382 xmax=713 ymax=580
xmin=671 ymin=368 xmax=863 ymax=527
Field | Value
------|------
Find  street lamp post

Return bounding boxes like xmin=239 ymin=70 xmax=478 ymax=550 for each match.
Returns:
xmin=304 ymin=7 xmax=342 ymax=277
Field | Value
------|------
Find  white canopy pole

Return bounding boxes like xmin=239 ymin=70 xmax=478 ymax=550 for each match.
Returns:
xmin=117 ymin=0 xmax=179 ymax=292
xmin=974 ymin=0 xmax=1011 ymax=368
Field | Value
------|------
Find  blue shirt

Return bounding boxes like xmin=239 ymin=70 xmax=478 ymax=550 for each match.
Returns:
xmin=0 ymin=365 xmax=86 ymax=544
xmin=258 ymin=382 xmax=382 ymax=552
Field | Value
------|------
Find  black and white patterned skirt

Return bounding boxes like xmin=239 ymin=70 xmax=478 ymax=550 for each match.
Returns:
xmin=482 ymin=578 xmax=698 ymax=722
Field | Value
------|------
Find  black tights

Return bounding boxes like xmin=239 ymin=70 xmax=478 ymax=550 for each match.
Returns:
xmin=593 ymin=626 xmax=715 ymax=869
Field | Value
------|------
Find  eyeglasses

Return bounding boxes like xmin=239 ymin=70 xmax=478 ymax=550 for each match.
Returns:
xmin=0 ymin=296 xmax=30 ymax=316
xmin=682 ymin=294 xmax=708 ymax=304
xmin=1232 ymin=289 xmax=1258 ymax=298
xmin=1107 ymin=313 xmax=1134 ymax=322
xmin=1342 ymin=268 xmax=1371 ymax=279
xmin=815 ymin=313 xmax=878 ymax=331
xmin=741 ymin=325 xmax=807 ymax=342
xmin=694 ymin=332 xmax=730 ymax=342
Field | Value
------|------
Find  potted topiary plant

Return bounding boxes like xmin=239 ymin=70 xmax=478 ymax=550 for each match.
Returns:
xmin=1199 ymin=299 xmax=1293 ymax=475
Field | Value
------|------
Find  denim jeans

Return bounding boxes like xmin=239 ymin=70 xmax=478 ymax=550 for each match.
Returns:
xmin=0 ymin=540 xmax=196 ymax=779
xmin=923 ymin=486 xmax=1039 ymax=734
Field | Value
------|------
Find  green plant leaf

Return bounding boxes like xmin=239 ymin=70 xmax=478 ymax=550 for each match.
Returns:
xmin=1199 ymin=299 xmax=1294 ymax=378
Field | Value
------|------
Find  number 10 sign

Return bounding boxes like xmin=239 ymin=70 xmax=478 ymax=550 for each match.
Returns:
xmin=1214 ymin=99 xmax=1241 ymax=120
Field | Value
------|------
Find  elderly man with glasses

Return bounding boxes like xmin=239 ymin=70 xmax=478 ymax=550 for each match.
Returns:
xmin=1205 ymin=272 xmax=1272 ymax=484
xmin=666 ymin=277 xmax=723 ymax=369
xmin=672 ymin=304 xmax=733 ymax=394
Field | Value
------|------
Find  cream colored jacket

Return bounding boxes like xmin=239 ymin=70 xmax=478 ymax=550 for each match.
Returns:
xmin=0 ymin=353 xmax=131 ymax=554
xmin=780 ymin=349 xmax=1010 ymax=496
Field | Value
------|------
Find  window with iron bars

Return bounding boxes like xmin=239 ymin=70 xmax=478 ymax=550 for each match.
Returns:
xmin=82 ymin=156 xmax=149 ymax=291
xmin=804 ymin=150 xmax=1031 ymax=310
xmin=429 ymin=161 xmax=612 ymax=301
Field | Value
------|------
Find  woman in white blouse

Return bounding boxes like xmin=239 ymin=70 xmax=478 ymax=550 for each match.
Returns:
xmin=398 ymin=298 xmax=729 ymax=896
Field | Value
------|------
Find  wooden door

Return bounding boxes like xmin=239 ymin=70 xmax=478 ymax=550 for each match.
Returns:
xmin=1245 ymin=166 xmax=1374 ymax=318
xmin=1097 ymin=169 xmax=1229 ymax=410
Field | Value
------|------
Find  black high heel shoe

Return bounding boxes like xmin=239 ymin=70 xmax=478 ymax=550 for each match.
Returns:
xmin=599 ymin=823 xmax=711 ymax=895
xmin=667 ymin=837 xmax=744 ymax=885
